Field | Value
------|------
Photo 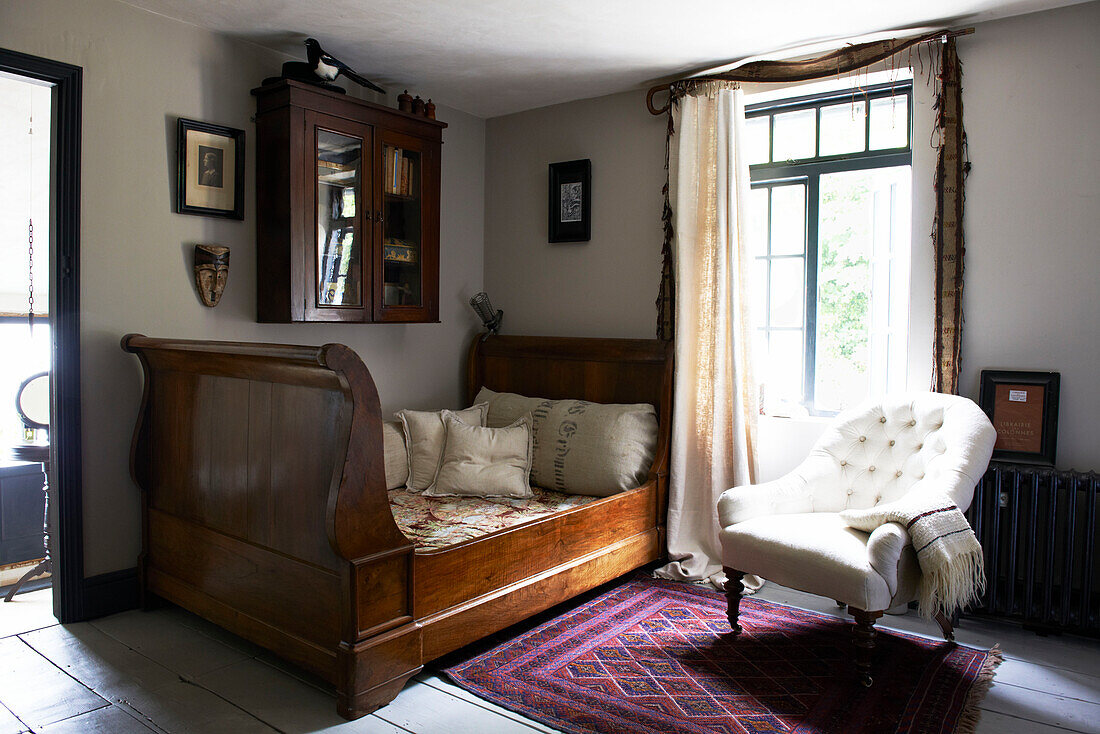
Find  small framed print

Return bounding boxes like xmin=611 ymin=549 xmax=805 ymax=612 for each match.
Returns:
xmin=978 ymin=370 xmax=1060 ymax=465
xmin=177 ymin=118 xmax=245 ymax=219
xmin=548 ymin=159 xmax=591 ymax=243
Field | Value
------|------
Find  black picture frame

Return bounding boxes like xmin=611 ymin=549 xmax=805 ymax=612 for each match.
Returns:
xmin=978 ymin=370 xmax=1060 ymax=465
xmin=176 ymin=118 xmax=245 ymax=220
xmin=548 ymin=159 xmax=591 ymax=242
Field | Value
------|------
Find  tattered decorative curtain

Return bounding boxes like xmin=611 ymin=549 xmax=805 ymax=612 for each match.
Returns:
xmin=931 ymin=37 xmax=968 ymax=394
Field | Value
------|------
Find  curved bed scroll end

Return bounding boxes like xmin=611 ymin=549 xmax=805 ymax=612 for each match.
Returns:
xmin=322 ymin=343 xmax=409 ymax=562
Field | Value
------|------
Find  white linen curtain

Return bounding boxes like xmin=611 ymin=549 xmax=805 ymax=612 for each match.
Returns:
xmin=656 ymin=81 xmax=758 ymax=585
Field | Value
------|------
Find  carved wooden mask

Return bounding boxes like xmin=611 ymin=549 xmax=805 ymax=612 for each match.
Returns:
xmin=194 ymin=244 xmax=230 ymax=307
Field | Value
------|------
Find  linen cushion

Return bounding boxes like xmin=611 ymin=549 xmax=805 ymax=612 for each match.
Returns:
xmin=396 ymin=404 xmax=488 ymax=492
xmin=424 ymin=411 xmax=533 ymax=499
xmin=382 ymin=419 xmax=409 ymax=490
xmin=473 ymin=387 xmax=658 ymax=496
xmin=720 ymin=512 xmax=920 ymax=611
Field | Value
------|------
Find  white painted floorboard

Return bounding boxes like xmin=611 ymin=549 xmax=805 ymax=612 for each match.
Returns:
xmin=754 ymin=584 xmax=1100 ymax=734
xmin=1 ymin=582 xmax=1097 ymax=733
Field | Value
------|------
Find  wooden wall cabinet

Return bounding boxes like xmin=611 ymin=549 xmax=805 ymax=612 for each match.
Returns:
xmin=253 ymin=80 xmax=446 ymax=323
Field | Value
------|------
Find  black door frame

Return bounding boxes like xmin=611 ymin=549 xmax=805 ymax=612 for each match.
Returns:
xmin=0 ymin=48 xmax=85 ymax=623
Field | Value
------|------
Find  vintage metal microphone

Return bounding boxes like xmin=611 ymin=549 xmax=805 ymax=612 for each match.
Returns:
xmin=469 ymin=292 xmax=503 ymax=336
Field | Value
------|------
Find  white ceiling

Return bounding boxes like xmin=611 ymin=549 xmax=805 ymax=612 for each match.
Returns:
xmin=120 ymin=0 xmax=1085 ymax=118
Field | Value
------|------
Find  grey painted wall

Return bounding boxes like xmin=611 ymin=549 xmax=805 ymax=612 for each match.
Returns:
xmin=956 ymin=1 xmax=1099 ymax=472
xmin=484 ymin=2 xmax=1100 ymax=473
xmin=485 ymin=91 xmax=667 ymax=339
xmin=0 ymin=0 xmax=486 ymax=576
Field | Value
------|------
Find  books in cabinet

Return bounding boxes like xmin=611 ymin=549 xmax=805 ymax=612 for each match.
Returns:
xmin=383 ymin=145 xmax=417 ymax=197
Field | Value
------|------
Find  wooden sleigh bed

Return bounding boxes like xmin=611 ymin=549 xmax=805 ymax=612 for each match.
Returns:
xmin=122 ymin=333 xmax=672 ymax=719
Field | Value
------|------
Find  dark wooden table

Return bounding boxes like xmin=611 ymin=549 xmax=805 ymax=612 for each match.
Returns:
xmin=4 ymin=444 xmax=51 ymax=602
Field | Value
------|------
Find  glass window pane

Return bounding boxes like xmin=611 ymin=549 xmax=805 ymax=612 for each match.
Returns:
xmin=816 ymin=164 xmax=912 ymax=413
xmin=748 ymin=187 xmax=769 ymax=258
xmin=769 ymin=257 xmax=804 ymax=328
xmin=753 ymin=329 xmax=768 ymax=373
xmin=769 ymin=184 xmax=805 ymax=255
xmin=766 ymin=330 xmax=804 ymax=405
xmin=816 ymin=169 xmax=875 ymax=412
xmin=772 ymin=109 xmax=815 ymax=161
xmin=750 ymin=259 xmax=767 ymax=329
xmin=870 ymin=94 xmax=908 ymax=149
xmin=316 ymin=129 xmax=362 ymax=307
xmin=819 ymin=101 xmax=866 ymax=156
xmin=744 ymin=116 xmax=770 ymax=165
xmin=814 ymin=327 xmax=870 ymax=413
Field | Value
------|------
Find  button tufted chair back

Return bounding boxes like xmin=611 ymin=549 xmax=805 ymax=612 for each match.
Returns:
xmin=792 ymin=393 xmax=996 ymax=514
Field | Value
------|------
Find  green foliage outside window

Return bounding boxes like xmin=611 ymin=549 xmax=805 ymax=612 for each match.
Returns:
xmin=818 ymin=174 xmax=872 ymax=369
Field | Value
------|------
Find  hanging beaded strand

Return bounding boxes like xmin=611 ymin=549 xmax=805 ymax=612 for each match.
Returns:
xmin=27 ymin=218 xmax=34 ymax=334
xmin=27 ymin=111 xmax=35 ymax=335
xmin=25 ymin=112 xmax=38 ymax=442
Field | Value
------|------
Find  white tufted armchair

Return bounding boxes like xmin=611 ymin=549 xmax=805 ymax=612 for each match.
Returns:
xmin=718 ymin=392 xmax=996 ymax=685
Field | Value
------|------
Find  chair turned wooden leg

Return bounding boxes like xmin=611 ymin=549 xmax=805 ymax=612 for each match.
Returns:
xmin=934 ymin=611 xmax=956 ymax=643
xmin=850 ymin=608 xmax=883 ymax=687
xmin=723 ymin=567 xmax=745 ymax=635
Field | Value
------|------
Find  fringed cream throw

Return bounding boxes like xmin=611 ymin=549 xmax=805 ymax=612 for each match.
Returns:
xmin=840 ymin=492 xmax=985 ymax=619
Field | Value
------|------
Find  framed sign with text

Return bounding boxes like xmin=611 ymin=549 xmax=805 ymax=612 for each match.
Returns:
xmin=978 ymin=370 xmax=1059 ymax=465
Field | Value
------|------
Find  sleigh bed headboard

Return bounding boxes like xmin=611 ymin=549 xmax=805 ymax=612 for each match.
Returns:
xmin=466 ymin=334 xmax=673 ymax=483
xmin=468 ymin=334 xmax=671 ymax=413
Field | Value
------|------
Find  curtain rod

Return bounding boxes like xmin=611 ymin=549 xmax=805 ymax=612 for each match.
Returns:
xmin=646 ymin=27 xmax=974 ymax=115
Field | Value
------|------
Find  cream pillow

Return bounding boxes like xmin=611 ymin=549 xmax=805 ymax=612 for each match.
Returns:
xmin=381 ymin=420 xmax=409 ymax=490
xmin=473 ymin=387 xmax=658 ymax=496
xmin=396 ymin=404 xmax=488 ymax=492
xmin=424 ymin=411 xmax=533 ymax=498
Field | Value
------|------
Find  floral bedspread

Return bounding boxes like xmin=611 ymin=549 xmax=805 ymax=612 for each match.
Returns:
xmin=388 ymin=487 xmax=599 ymax=550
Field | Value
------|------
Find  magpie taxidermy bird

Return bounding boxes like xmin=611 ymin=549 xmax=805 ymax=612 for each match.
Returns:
xmin=270 ymin=38 xmax=386 ymax=95
xmin=304 ymin=38 xmax=386 ymax=94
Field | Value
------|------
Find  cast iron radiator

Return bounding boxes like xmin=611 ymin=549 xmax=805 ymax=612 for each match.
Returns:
xmin=966 ymin=463 xmax=1100 ymax=636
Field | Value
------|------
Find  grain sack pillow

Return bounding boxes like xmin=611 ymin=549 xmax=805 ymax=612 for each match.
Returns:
xmin=381 ymin=419 xmax=409 ymax=490
xmin=424 ymin=411 xmax=533 ymax=499
xmin=473 ymin=387 xmax=658 ymax=496
xmin=396 ymin=404 xmax=488 ymax=492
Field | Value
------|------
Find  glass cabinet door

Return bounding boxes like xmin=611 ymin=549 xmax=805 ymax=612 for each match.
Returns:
xmin=305 ymin=112 xmax=371 ymax=322
xmin=380 ymin=141 xmax=423 ymax=309
xmin=316 ymin=129 xmax=363 ymax=309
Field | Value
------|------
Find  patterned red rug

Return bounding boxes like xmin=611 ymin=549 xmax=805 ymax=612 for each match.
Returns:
xmin=445 ymin=575 xmax=1000 ymax=734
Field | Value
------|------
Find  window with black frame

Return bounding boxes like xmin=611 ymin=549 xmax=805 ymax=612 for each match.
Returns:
xmin=745 ymin=81 xmax=913 ymax=416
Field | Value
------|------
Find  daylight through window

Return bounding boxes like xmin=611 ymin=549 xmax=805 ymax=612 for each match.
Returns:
xmin=745 ymin=81 xmax=913 ymax=415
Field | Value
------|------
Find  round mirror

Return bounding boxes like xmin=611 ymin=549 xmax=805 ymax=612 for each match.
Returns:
xmin=16 ymin=371 xmax=50 ymax=430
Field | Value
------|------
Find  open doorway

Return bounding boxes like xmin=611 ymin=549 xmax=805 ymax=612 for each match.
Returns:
xmin=0 ymin=49 xmax=83 ymax=623
xmin=0 ymin=74 xmax=53 ymax=607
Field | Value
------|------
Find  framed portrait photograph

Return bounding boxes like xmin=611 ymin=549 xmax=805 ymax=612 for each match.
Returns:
xmin=978 ymin=370 xmax=1060 ymax=465
xmin=548 ymin=159 xmax=591 ymax=243
xmin=177 ymin=118 xmax=245 ymax=220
